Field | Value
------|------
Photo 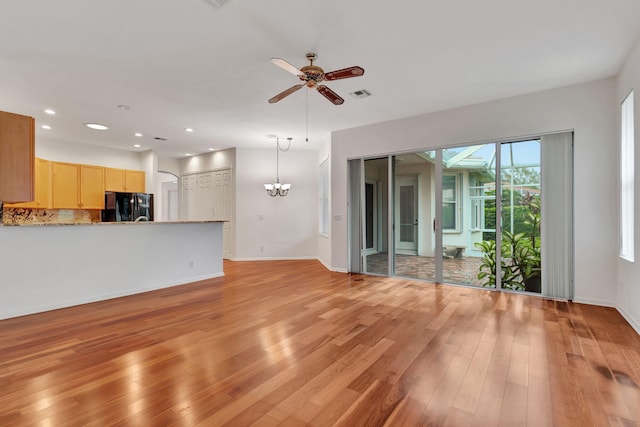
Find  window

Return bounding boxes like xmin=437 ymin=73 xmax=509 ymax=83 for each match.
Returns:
xmin=319 ymin=158 xmax=329 ymax=235
xmin=621 ymin=90 xmax=635 ymax=262
xmin=469 ymin=176 xmax=494 ymax=231
xmin=442 ymin=174 xmax=460 ymax=232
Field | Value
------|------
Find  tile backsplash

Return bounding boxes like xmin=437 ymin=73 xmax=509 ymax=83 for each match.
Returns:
xmin=2 ymin=208 xmax=101 ymax=225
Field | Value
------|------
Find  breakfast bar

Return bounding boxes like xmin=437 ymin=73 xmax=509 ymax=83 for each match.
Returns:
xmin=0 ymin=221 xmax=225 ymax=320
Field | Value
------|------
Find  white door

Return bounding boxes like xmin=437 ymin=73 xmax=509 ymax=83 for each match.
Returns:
xmin=214 ymin=168 xmax=234 ymax=259
xmin=182 ymin=173 xmax=197 ymax=220
xmin=395 ymin=176 xmax=418 ymax=255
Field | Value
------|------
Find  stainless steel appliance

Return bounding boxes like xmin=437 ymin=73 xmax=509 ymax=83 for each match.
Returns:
xmin=101 ymin=192 xmax=154 ymax=222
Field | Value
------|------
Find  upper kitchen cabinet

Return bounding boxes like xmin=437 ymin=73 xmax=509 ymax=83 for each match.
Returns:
xmin=51 ymin=162 xmax=80 ymax=209
xmin=125 ymin=170 xmax=145 ymax=192
xmin=4 ymin=158 xmax=51 ymax=209
xmin=0 ymin=111 xmax=35 ymax=202
xmin=104 ymin=167 xmax=145 ymax=192
xmin=80 ymin=164 xmax=104 ymax=208
xmin=52 ymin=162 xmax=105 ymax=209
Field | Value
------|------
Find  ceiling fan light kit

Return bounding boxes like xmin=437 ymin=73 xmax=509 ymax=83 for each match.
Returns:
xmin=268 ymin=53 xmax=365 ymax=105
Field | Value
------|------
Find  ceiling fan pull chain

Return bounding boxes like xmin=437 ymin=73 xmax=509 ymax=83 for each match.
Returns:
xmin=306 ymin=88 xmax=309 ymax=143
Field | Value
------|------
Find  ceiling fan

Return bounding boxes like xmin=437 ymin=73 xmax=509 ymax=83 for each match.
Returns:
xmin=268 ymin=53 xmax=365 ymax=105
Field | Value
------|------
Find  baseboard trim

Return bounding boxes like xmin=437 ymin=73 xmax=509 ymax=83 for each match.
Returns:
xmin=572 ymin=297 xmax=616 ymax=308
xmin=617 ymin=306 xmax=640 ymax=336
xmin=230 ymin=256 xmax=319 ymax=261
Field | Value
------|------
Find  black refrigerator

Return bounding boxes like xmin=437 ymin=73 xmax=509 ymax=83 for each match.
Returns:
xmin=102 ymin=192 xmax=154 ymax=222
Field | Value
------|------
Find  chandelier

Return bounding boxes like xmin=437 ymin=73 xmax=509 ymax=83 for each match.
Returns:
xmin=264 ymin=136 xmax=292 ymax=197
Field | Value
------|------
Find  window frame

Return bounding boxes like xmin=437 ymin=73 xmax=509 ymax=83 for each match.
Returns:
xmin=319 ymin=158 xmax=329 ymax=236
xmin=620 ymin=90 xmax=635 ymax=262
xmin=442 ymin=172 xmax=462 ymax=233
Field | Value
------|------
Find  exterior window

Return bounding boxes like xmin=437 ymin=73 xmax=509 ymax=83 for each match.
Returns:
xmin=469 ymin=177 xmax=492 ymax=231
xmin=443 ymin=174 xmax=460 ymax=231
xmin=319 ymin=158 xmax=329 ymax=235
xmin=621 ymin=90 xmax=635 ymax=262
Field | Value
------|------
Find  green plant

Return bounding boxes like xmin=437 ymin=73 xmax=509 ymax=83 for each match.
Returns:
xmin=475 ymin=192 xmax=541 ymax=292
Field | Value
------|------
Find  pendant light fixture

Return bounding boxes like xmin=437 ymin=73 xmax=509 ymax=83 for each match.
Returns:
xmin=264 ymin=136 xmax=292 ymax=197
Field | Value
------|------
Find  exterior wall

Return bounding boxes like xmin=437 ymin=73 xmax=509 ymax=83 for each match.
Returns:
xmin=331 ymin=78 xmax=617 ymax=306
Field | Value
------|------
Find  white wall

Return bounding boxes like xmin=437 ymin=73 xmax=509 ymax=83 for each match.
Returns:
xmin=158 ymin=156 xmax=181 ymax=177
xmin=37 ymin=137 xmax=142 ymax=169
xmin=331 ymin=78 xmax=618 ymax=306
xmin=616 ymin=38 xmax=640 ymax=334
xmin=180 ymin=148 xmax=236 ymax=174
xmin=235 ymin=146 xmax=318 ymax=260
xmin=0 ymin=222 xmax=224 ymax=320
xmin=317 ymin=141 xmax=332 ymax=268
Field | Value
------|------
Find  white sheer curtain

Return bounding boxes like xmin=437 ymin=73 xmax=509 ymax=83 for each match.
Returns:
xmin=540 ymin=132 xmax=574 ymax=299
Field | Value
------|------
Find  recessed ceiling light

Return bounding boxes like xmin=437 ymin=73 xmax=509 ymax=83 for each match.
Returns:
xmin=208 ymin=148 xmax=215 ymax=151
xmin=41 ymin=124 xmax=51 ymax=130
xmin=134 ymin=132 xmax=143 ymax=137
xmin=185 ymin=153 xmax=193 ymax=156
xmin=117 ymin=104 xmax=131 ymax=110
xmin=185 ymin=128 xmax=194 ymax=133
xmin=133 ymin=144 xmax=141 ymax=148
xmin=44 ymin=109 xmax=56 ymax=115
xmin=266 ymin=134 xmax=277 ymax=139
xmin=85 ymin=123 xmax=109 ymax=130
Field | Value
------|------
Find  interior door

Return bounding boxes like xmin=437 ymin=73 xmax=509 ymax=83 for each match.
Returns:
xmin=395 ymin=176 xmax=418 ymax=255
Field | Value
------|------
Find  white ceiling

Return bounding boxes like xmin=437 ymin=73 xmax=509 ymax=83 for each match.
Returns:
xmin=1 ymin=0 xmax=639 ymax=158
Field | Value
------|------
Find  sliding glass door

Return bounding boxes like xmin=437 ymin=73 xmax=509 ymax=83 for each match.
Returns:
xmin=441 ymin=144 xmax=496 ymax=287
xmin=350 ymin=135 xmax=569 ymax=297
xmin=393 ymin=152 xmax=437 ymax=282
xmin=364 ymin=158 xmax=389 ymax=275
xmin=500 ymin=140 xmax=541 ymax=293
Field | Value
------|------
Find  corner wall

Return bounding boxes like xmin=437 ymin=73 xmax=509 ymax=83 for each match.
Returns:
xmin=616 ymin=38 xmax=640 ymax=334
xmin=331 ymin=78 xmax=617 ymax=306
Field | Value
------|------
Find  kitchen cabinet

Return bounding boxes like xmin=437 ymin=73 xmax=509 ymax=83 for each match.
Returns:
xmin=4 ymin=158 xmax=51 ymax=208
xmin=125 ymin=170 xmax=145 ymax=192
xmin=52 ymin=162 xmax=80 ymax=209
xmin=0 ymin=111 xmax=35 ymax=202
xmin=80 ymin=164 xmax=105 ymax=208
xmin=104 ymin=168 xmax=145 ymax=192
xmin=51 ymin=162 xmax=105 ymax=209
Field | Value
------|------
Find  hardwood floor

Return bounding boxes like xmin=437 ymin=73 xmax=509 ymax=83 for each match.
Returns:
xmin=1 ymin=260 xmax=639 ymax=426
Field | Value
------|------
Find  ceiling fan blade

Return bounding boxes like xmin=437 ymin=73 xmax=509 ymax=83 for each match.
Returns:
xmin=268 ymin=84 xmax=304 ymax=103
xmin=317 ymin=85 xmax=344 ymax=105
xmin=271 ymin=58 xmax=304 ymax=78
xmin=323 ymin=66 xmax=365 ymax=81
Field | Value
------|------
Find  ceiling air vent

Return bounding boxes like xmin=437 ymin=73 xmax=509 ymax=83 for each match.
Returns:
xmin=350 ymin=89 xmax=371 ymax=99
xmin=204 ymin=0 xmax=228 ymax=7
xmin=154 ymin=137 xmax=167 ymax=141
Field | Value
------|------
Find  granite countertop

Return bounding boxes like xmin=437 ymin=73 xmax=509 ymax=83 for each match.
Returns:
xmin=0 ymin=220 xmax=227 ymax=227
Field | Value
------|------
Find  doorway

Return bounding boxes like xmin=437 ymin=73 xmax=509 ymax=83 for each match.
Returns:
xmin=395 ymin=176 xmax=418 ymax=255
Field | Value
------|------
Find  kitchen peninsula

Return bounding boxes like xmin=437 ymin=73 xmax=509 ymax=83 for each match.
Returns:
xmin=0 ymin=220 xmax=225 ymax=320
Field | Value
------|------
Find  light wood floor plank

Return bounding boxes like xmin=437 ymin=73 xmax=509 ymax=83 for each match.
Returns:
xmin=0 ymin=259 xmax=639 ymax=426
